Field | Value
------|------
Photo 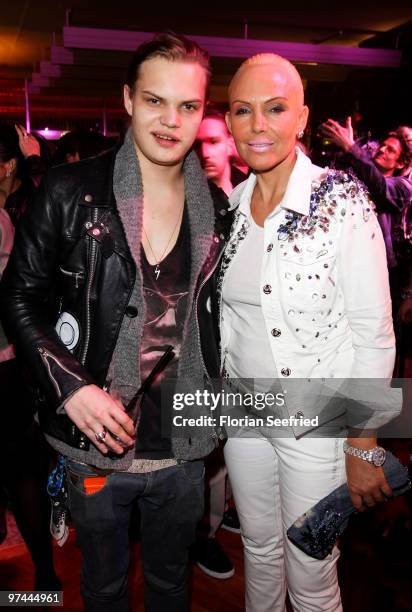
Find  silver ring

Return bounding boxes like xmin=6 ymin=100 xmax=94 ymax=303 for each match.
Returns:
xmin=94 ymin=427 xmax=107 ymax=443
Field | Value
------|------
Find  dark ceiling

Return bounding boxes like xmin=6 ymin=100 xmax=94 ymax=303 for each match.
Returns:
xmin=1 ymin=1 xmax=412 ymax=130
xmin=2 ymin=0 xmax=412 ymax=75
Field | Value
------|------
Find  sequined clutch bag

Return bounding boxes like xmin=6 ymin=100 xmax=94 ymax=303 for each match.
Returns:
xmin=287 ymin=451 xmax=411 ymax=560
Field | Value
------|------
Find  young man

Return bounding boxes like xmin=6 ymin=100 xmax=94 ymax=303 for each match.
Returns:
xmin=0 ymin=33 xmax=229 ymax=612
xmin=195 ymin=109 xmax=246 ymax=196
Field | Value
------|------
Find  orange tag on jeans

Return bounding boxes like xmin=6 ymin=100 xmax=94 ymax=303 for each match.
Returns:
xmin=83 ymin=476 xmax=107 ymax=495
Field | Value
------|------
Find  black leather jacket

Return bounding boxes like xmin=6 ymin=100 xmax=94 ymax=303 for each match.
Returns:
xmin=0 ymin=148 xmax=231 ymax=451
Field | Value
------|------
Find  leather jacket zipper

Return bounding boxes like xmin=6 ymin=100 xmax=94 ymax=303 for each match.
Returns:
xmin=37 ymin=346 xmax=83 ymax=399
xmin=59 ymin=267 xmax=85 ymax=289
xmin=80 ymin=209 xmax=99 ymax=365
xmin=195 ymin=242 xmax=225 ymax=373
xmin=194 ymin=241 xmax=226 ymax=446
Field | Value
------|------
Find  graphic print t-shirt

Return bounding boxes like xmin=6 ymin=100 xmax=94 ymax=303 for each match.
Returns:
xmin=136 ymin=208 xmax=190 ymax=458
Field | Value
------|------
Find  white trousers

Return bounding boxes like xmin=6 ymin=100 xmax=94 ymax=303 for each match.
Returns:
xmin=224 ymin=435 xmax=346 ymax=612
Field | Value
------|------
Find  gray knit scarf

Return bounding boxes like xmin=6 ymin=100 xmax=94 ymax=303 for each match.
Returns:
xmin=107 ymin=128 xmax=214 ymax=467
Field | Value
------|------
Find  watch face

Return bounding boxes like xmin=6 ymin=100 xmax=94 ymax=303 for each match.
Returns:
xmin=372 ymin=447 xmax=386 ymax=467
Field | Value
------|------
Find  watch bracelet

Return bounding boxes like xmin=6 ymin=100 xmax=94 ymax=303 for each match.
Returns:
xmin=349 ymin=449 xmax=369 ymax=460
xmin=343 ymin=441 xmax=372 ymax=461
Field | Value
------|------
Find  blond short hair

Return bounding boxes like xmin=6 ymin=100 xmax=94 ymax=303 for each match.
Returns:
xmin=229 ymin=53 xmax=304 ymax=106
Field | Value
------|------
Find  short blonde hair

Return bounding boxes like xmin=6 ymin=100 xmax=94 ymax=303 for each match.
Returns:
xmin=241 ymin=52 xmax=296 ymax=72
xmin=229 ymin=53 xmax=304 ymax=106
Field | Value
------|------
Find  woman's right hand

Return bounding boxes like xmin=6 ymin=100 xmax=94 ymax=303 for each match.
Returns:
xmin=345 ymin=438 xmax=393 ymax=512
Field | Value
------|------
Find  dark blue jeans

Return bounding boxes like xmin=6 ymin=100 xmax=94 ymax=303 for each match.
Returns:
xmin=66 ymin=459 xmax=204 ymax=612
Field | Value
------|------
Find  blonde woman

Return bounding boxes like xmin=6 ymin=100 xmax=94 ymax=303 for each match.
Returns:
xmin=219 ymin=54 xmax=400 ymax=612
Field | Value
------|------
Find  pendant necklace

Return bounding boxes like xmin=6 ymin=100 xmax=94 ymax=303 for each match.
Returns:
xmin=143 ymin=206 xmax=184 ymax=280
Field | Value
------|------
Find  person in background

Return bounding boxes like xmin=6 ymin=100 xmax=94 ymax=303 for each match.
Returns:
xmin=195 ymin=109 xmax=246 ymax=196
xmin=320 ymin=119 xmax=412 ymax=274
xmin=219 ymin=52 xmax=399 ymax=612
xmin=229 ymin=132 xmax=250 ymax=176
xmin=320 ymin=119 xmax=412 ymax=374
xmin=51 ymin=128 xmax=113 ymax=166
xmin=0 ymin=124 xmax=46 ymax=226
xmin=321 ymin=121 xmax=412 ymax=574
xmin=0 ymin=126 xmax=60 ymax=590
xmin=397 ymin=125 xmax=412 ymax=181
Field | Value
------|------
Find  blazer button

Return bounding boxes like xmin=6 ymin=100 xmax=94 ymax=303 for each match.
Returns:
xmin=84 ymin=193 xmax=93 ymax=203
xmin=281 ymin=367 xmax=291 ymax=376
xmin=271 ymin=328 xmax=281 ymax=337
xmin=263 ymin=284 xmax=272 ymax=294
xmin=125 ymin=306 xmax=138 ymax=318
